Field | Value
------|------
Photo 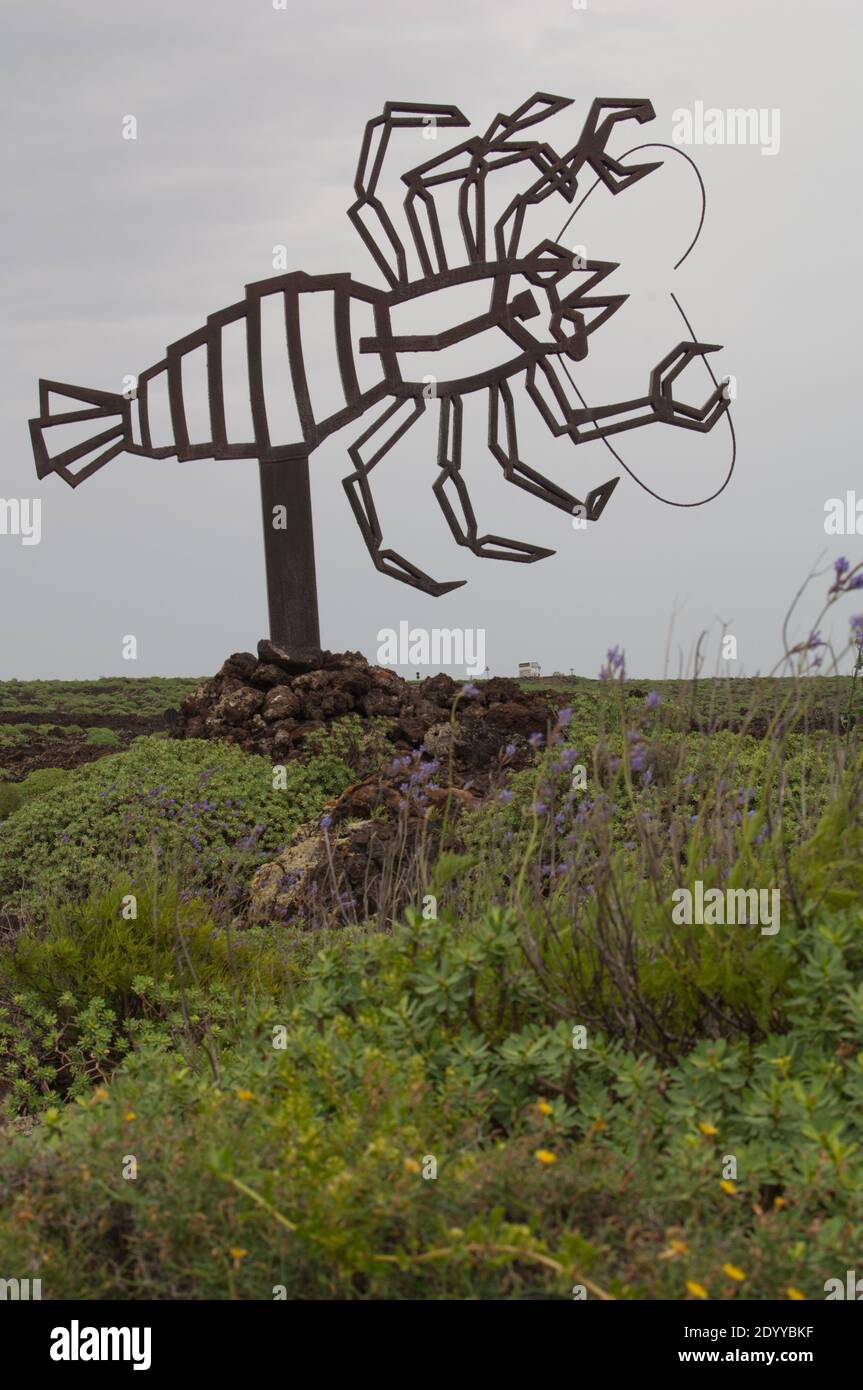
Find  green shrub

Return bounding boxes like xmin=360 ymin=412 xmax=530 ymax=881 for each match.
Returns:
xmin=17 ymin=767 xmax=69 ymax=804
xmin=0 ymin=676 xmax=202 ymax=719
xmin=0 ymin=878 xmax=288 ymax=1113
xmin=0 ymin=899 xmax=859 ymax=1299
xmin=0 ymin=770 xmax=70 ymax=824
xmin=0 ymin=728 xmax=28 ymax=749
xmin=0 ymin=662 xmax=861 ymax=1300
xmin=85 ymin=727 xmax=122 ymax=748
xmin=0 ymin=735 xmax=353 ymax=914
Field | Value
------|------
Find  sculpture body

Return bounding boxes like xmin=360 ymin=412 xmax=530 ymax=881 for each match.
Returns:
xmin=30 ymin=95 xmax=731 ymax=646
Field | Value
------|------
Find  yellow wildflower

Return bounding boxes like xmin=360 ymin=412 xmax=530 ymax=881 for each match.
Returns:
xmin=123 ymin=1110 xmax=136 ymax=1123
xmin=698 ymin=1122 xmax=718 ymax=1136
xmin=534 ymin=1149 xmax=557 ymax=1165
xmin=787 ymin=1287 xmax=805 ymax=1300
xmin=686 ymin=1281 xmax=709 ymax=1299
xmin=723 ymin=1264 xmax=746 ymax=1282
xmin=720 ymin=1179 xmax=736 ymax=1195
xmin=536 ymin=1100 xmax=553 ymax=1116
xmin=403 ymin=1158 xmax=421 ymax=1175
xmin=235 ymin=1089 xmax=254 ymax=1102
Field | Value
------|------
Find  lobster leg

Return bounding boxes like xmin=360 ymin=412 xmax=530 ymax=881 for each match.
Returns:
xmin=488 ymin=380 xmax=619 ymax=521
xmin=566 ymin=341 xmax=729 ymax=441
xmin=433 ymin=396 xmax=555 ymax=562
xmin=525 ymin=343 xmax=729 ymax=445
xmin=349 ymin=103 xmax=470 ymax=288
xmin=343 ymin=397 xmax=466 ymax=596
xmin=493 ymin=98 xmax=661 ymax=261
xmin=647 ymin=341 xmax=730 ymax=432
xmin=402 ymin=95 xmax=575 ymax=271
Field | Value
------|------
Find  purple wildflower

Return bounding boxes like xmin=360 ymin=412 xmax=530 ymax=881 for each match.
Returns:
xmin=600 ymin=645 xmax=626 ymax=681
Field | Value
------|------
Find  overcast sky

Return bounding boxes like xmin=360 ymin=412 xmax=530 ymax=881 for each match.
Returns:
xmin=2 ymin=0 xmax=861 ymax=680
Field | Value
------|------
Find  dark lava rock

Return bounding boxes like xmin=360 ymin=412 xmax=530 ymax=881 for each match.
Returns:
xmin=221 ymin=651 xmax=259 ymax=680
xmin=172 ymin=643 xmax=565 ymax=928
xmin=262 ymin=686 xmax=303 ymax=722
xmin=173 ymin=642 xmax=553 ymax=788
xmin=212 ymin=686 xmax=264 ymax=724
xmin=249 ymin=662 xmax=293 ymax=689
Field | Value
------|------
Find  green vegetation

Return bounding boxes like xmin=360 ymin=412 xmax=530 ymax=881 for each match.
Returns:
xmin=0 ymin=734 xmax=353 ymax=917
xmin=518 ymin=675 xmax=852 ymax=743
xmin=0 ymin=880 xmax=284 ymax=1113
xmin=0 ymin=767 xmax=69 ymax=821
xmin=0 ymin=726 xmax=31 ymax=748
xmin=0 ymin=581 xmax=861 ymax=1300
xmin=0 ymin=881 xmax=859 ymax=1299
xmin=85 ymin=727 xmax=122 ymax=748
xmin=0 ymin=676 xmax=201 ymax=719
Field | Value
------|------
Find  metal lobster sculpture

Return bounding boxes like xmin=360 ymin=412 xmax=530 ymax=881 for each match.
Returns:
xmin=29 ymin=94 xmax=730 ymax=648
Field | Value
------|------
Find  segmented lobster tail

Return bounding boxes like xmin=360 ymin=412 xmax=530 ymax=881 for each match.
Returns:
xmin=29 ymin=380 xmax=132 ymax=488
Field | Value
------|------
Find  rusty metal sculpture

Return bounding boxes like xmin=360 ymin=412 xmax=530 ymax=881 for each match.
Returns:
xmin=29 ymin=94 xmax=731 ymax=649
